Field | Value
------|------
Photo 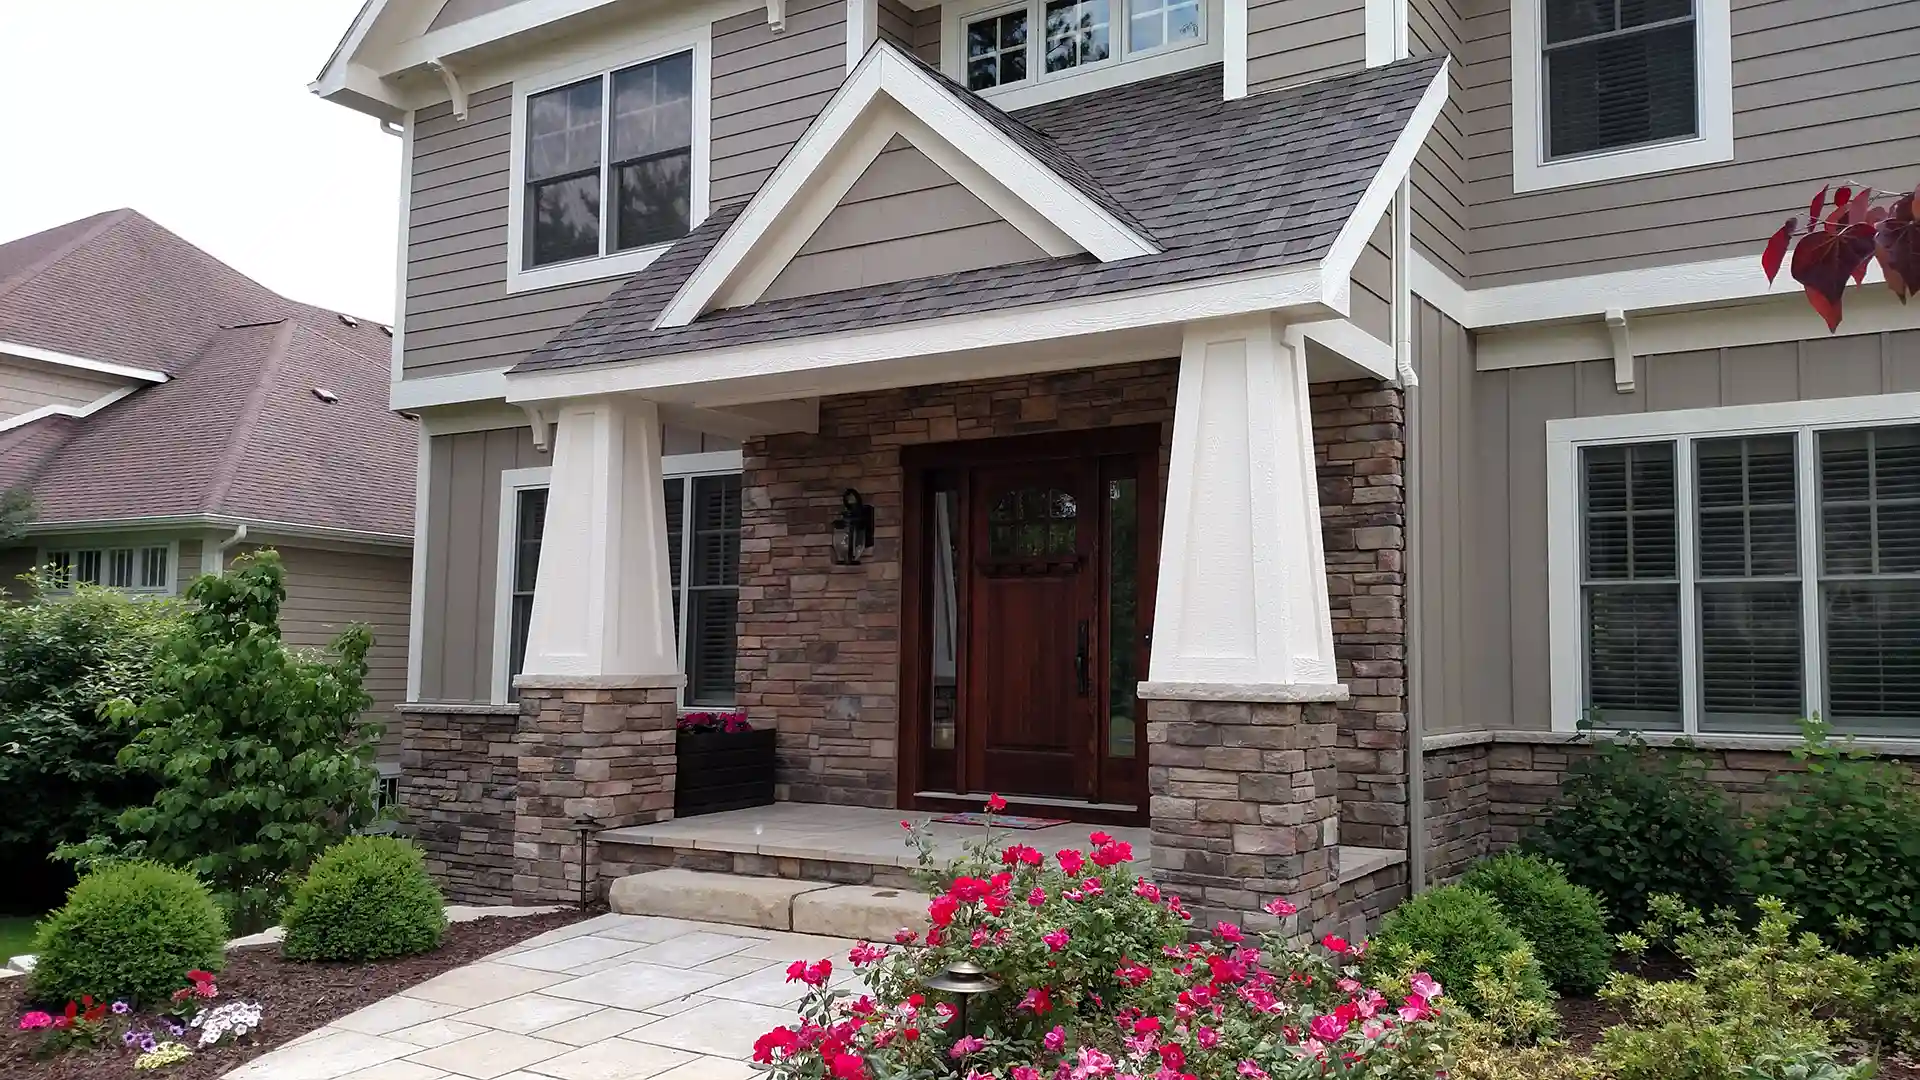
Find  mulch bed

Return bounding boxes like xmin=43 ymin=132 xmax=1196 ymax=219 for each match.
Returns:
xmin=0 ymin=907 xmax=593 ymax=1080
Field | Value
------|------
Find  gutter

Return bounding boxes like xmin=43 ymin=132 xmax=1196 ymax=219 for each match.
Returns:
xmin=18 ymin=515 xmax=411 ymax=549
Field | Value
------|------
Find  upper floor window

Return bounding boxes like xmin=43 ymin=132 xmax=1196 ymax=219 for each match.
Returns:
xmin=44 ymin=544 xmax=173 ymax=594
xmin=1554 ymin=405 xmax=1920 ymax=739
xmin=507 ymin=29 xmax=710 ymax=294
xmin=525 ymin=51 xmax=694 ymax=269
xmin=1511 ymin=0 xmax=1731 ymax=192
xmin=961 ymin=0 xmax=1203 ymax=93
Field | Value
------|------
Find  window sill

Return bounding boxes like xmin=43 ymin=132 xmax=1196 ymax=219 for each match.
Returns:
xmin=506 ymin=240 xmax=674 ymax=295
xmin=1424 ymin=727 xmax=1920 ymax=759
xmin=1512 ymin=134 xmax=1733 ymax=194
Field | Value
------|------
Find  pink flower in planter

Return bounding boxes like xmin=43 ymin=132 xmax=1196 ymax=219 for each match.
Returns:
xmin=1044 ymin=928 xmax=1071 ymax=952
xmin=1262 ymin=897 xmax=1297 ymax=917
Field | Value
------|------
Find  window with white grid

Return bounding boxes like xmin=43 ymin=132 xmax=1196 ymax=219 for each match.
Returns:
xmin=42 ymin=544 xmax=172 ymax=594
xmin=1564 ymin=414 xmax=1920 ymax=737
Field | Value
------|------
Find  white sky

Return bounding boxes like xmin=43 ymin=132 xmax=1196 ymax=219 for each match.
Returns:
xmin=0 ymin=1 xmax=400 ymax=322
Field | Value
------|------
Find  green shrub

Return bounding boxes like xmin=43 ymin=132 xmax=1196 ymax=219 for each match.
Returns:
xmin=281 ymin=837 xmax=446 ymax=962
xmin=1523 ymin=734 xmax=1747 ymax=930
xmin=27 ymin=861 xmax=226 ymax=1006
xmin=1856 ymin=947 xmax=1920 ymax=1054
xmin=1463 ymin=852 xmax=1613 ymax=994
xmin=59 ymin=551 xmax=388 ymax=931
xmin=1594 ymin=895 xmax=1876 ymax=1080
xmin=1742 ymin=721 xmax=1920 ymax=956
xmin=1367 ymin=883 xmax=1554 ymax=1027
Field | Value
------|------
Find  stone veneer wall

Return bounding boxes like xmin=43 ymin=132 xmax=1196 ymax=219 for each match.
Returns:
xmin=1419 ymin=735 xmax=1920 ymax=885
xmin=737 ymin=360 xmax=1179 ymax=806
xmin=397 ymin=704 xmax=522 ymax=904
xmin=1312 ymin=382 xmax=1410 ymax=853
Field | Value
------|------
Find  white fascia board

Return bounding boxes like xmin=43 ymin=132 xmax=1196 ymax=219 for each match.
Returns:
xmin=390 ymin=366 xmax=511 ymax=410
xmin=653 ymin=42 xmax=1160 ymax=329
xmin=0 ymin=341 xmax=167 ymax=384
xmin=0 ymin=386 xmax=140 ymax=433
xmin=1292 ymin=319 xmax=1397 ymax=380
xmin=510 ymin=263 xmax=1331 ymax=404
xmin=23 ymin=515 xmax=412 ymax=548
xmin=1319 ymin=57 xmax=1450 ymax=294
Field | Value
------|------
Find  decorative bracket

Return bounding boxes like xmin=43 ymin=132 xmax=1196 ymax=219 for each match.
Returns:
xmin=1606 ymin=308 xmax=1634 ymax=394
xmin=766 ymin=0 xmax=787 ymax=31
xmin=524 ymin=405 xmax=551 ymax=451
xmin=428 ymin=58 xmax=468 ymax=122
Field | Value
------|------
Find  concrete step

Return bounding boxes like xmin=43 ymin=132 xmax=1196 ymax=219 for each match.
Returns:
xmin=608 ymin=868 xmax=930 ymax=939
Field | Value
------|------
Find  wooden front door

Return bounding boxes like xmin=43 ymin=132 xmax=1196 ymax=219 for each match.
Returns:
xmin=901 ymin=428 xmax=1157 ymax=820
xmin=964 ymin=461 xmax=1100 ymax=799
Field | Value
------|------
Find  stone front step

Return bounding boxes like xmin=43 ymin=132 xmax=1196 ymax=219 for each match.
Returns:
xmin=608 ymin=868 xmax=931 ymax=940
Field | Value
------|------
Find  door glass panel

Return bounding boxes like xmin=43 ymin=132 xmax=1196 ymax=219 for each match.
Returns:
xmin=929 ymin=488 xmax=961 ymax=754
xmin=1106 ymin=477 xmax=1138 ymax=759
xmin=988 ymin=486 xmax=1078 ymax=558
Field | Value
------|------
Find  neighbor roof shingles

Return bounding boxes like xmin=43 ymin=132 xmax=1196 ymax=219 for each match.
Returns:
xmin=513 ymin=54 xmax=1444 ymax=376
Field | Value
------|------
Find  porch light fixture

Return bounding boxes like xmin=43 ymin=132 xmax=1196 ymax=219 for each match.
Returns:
xmin=924 ymin=958 xmax=1001 ymax=1038
xmin=831 ymin=488 xmax=875 ymax=566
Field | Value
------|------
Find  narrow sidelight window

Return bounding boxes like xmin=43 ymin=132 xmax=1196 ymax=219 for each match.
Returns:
xmin=1542 ymin=0 xmax=1698 ymax=158
xmin=1693 ymin=435 xmax=1802 ymax=732
xmin=508 ymin=487 xmax=549 ymax=681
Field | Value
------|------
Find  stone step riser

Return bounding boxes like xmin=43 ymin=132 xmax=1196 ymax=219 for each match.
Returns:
xmin=609 ymin=868 xmax=931 ymax=940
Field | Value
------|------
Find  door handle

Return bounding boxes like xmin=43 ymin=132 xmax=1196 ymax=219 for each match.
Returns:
xmin=1075 ymin=620 xmax=1091 ymax=697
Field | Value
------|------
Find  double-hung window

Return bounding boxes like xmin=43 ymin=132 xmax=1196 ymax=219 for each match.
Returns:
xmin=44 ymin=544 xmax=172 ymax=593
xmin=1512 ymin=0 xmax=1731 ymax=191
xmin=1559 ymin=408 xmax=1920 ymax=738
xmin=509 ymin=34 xmax=709 ymax=292
xmin=960 ymin=0 xmax=1203 ymax=93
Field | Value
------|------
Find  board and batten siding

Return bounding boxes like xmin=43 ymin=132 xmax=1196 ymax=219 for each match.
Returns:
xmin=1406 ymin=0 xmax=1469 ymax=283
xmin=712 ymin=0 xmax=849 ymax=204
xmin=1414 ymin=316 xmax=1920 ymax=735
xmin=0 ymin=358 xmax=126 ymax=421
xmin=761 ymin=137 xmax=1049 ymax=301
xmin=403 ymin=1 xmax=851 ymax=378
xmin=1247 ymin=0 xmax=1366 ymax=93
xmin=271 ymin=544 xmax=413 ymax=763
xmin=1464 ymin=0 xmax=1920 ymax=285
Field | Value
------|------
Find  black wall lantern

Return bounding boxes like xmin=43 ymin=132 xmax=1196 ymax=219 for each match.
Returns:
xmin=831 ymin=488 xmax=875 ymax=565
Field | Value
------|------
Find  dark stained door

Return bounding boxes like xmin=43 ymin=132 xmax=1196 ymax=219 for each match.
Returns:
xmin=964 ymin=461 xmax=1101 ymax=800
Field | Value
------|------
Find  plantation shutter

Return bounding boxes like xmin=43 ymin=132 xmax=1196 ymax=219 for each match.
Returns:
xmin=1693 ymin=435 xmax=1803 ymax=732
xmin=1581 ymin=442 xmax=1682 ymax=729
xmin=1818 ymin=426 xmax=1920 ymax=734
xmin=684 ymin=474 xmax=741 ymax=705
xmin=1542 ymin=0 xmax=1698 ymax=158
xmin=509 ymin=487 xmax=550 ymax=681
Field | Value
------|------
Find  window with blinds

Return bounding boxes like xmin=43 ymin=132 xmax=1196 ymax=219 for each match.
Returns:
xmin=1819 ymin=427 xmax=1920 ymax=735
xmin=1581 ymin=443 xmax=1682 ymax=729
xmin=1578 ymin=422 xmax=1920 ymax=737
xmin=1542 ymin=0 xmax=1699 ymax=159
xmin=663 ymin=473 xmax=742 ymax=706
xmin=508 ymin=487 xmax=549 ymax=682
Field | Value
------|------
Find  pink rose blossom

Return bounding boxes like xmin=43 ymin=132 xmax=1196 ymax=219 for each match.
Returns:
xmin=1197 ymin=1026 xmax=1220 ymax=1049
xmin=1044 ymin=928 xmax=1071 ymax=952
xmin=1308 ymin=1013 xmax=1349 ymax=1042
xmin=1028 ymin=886 xmax=1049 ymax=906
xmin=1236 ymin=1062 xmax=1269 ymax=1080
xmin=1409 ymin=972 xmax=1443 ymax=1001
xmin=1262 ymin=897 xmax=1298 ymax=917
xmin=1134 ymin=879 xmax=1161 ymax=902
xmin=1214 ymin=921 xmax=1244 ymax=944
xmin=951 ymin=1036 xmax=986 ymax=1058
xmin=1044 ymin=1025 xmax=1067 ymax=1053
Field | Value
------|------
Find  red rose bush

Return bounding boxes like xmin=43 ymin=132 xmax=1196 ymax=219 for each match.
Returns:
xmin=753 ymin=800 xmax=1453 ymax=1080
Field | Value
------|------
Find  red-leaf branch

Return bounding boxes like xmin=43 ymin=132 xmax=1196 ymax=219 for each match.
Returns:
xmin=1762 ymin=180 xmax=1920 ymax=331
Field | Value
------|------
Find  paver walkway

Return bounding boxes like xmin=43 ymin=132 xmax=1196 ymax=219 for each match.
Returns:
xmin=225 ymin=913 xmax=863 ymax=1080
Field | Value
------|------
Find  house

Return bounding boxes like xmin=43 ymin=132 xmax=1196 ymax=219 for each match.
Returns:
xmin=0 ymin=209 xmax=417 ymax=769
xmin=313 ymin=0 xmax=1920 ymax=930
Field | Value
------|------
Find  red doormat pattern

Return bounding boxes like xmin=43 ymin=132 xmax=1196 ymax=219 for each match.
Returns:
xmin=933 ymin=811 xmax=1069 ymax=829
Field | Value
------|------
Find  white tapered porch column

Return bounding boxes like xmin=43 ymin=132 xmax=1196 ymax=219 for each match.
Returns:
xmin=1144 ymin=314 xmax=1339 ymax=697
xmin=520 ymin=395 xmax=680 ymax=684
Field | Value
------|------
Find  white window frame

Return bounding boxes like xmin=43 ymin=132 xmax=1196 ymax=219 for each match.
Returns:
xmin=490 ymin=450 xmax=745 ymax=706
xmin=942 ymin=0 xmax=1221 ymax=110
xmin=1547 ymin=392 xmax=1920 ymax=738
xmin=506 ymin=25 xmax=712 ymax=295
xmin=1509 ymin=0 xmax=1732 ymax=193
xmin=662 ymin=450 xmax=747 ymax=709
xmin=37 ymin=540 xmax=180 ymax=596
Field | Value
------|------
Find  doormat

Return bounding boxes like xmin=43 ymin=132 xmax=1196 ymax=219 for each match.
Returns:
xmin=933 ymin=811 xmax=1068 ymax=830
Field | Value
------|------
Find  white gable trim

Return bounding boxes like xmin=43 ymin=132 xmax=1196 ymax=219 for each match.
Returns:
xmin=0 ymin=340 xmax=168 ymax=385
xmin=654 ymin=41 xmax=1160 ymax=329
xmin=1319 ymin=57 xmax=1450 ymax=299
xmin=0 ymin=385 xmax=142 ymax=434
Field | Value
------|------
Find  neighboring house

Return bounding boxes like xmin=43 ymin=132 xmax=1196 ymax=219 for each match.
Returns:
xmin=0 ymin=209 xmax=417 ymax=771
xmin=313 ymin=0 xmax=1920 ymax=925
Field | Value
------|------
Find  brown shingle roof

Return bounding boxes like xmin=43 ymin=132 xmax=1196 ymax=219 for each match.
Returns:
xmin=514 ymin=54 xmax=1445 ymax=375
xmin=0 ymin=212 xmax=414 ymax=538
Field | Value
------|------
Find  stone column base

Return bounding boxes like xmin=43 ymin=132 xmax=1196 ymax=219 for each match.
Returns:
xmin=513 ymin=682 xmax=680 ymax=905
xmin=396 ymin=704 xmax=523 ymax=905
xmin=1145 ymin=694 xmax=1342 ymax=941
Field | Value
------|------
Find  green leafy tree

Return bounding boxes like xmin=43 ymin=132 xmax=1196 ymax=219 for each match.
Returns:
xmin=0 ymin=487 xmax=36 ymax=543
xmin=63 ymin=551 xmax=386 ymax=930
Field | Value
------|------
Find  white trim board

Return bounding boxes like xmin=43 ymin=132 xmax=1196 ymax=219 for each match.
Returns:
xmin=1545 ymin=391 xmax=1920 ymax=735
xmin=1319 ymin=58 xmax=1449 ymax=292
xmin=21 ymin=515 xmax=412 ymax=547
xmin=1509 ymin=0 xmax=1732 ymax=192
xmin=492 ymin=465 xmax=554 ymax=704
xmin=0 ymin=385 xmax=140 ymax=433
xmin=406 ymin=425 xmax=431 ymax=701
xmin=654 ymin=40 xmax=1159 ymax=329
xmin=392 ymin=366 xmax=512 ymax=411
xmin=0 ymin=340 xmax=168 ymax=384
xmin=939 ymin=0 xmax=1226 ymax=111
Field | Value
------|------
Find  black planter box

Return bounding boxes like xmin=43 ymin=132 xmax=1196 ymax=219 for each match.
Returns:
xmin=674 ymin=727 xmax=776 ymax=817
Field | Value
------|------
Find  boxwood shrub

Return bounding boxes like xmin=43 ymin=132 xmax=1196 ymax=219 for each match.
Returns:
xmin=1463 ymin=852 xmax=1613 ymax=994
xmin=1367 ymin=883 xmax=1555 ymax=1024
xmin=28 ymin=860 xmax=226 ymax=1006
xmin=281 ymin=836 xmax=446 ymax=962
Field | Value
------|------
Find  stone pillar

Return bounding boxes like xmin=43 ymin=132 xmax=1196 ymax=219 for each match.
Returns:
xmin=397 ymin=704 xmax=523 ymax=905
xmin=1145 ymin=696 xmax=1342 ymax=939
xmin=513 ymin=681 xmax=681 ymax=904
xmin=1143 ymin=317 xmax=1349 ymax=939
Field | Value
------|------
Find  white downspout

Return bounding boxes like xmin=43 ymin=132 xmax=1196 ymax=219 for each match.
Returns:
xmin=210 ymin=523 xmax=248 ymax=576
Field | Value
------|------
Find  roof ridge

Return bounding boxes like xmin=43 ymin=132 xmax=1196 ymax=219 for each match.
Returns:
xmin=0 ymin=209 xmax=134 ymax=304
xmin=201 ymin=319 xmax=296 ymax=515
